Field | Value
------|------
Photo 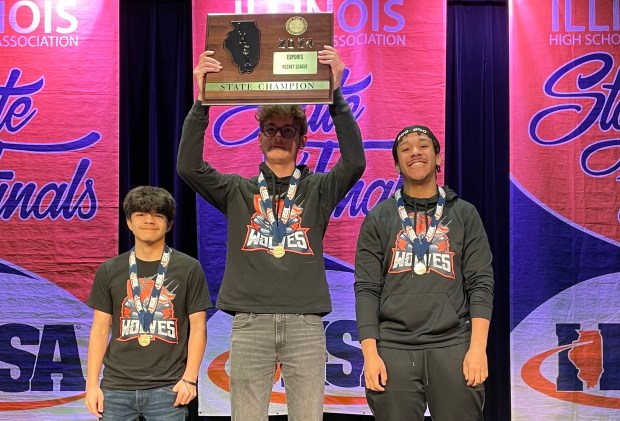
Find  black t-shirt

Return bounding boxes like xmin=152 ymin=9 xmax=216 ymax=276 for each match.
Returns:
xmin=87 ymin=248 xmax=211 ymax=390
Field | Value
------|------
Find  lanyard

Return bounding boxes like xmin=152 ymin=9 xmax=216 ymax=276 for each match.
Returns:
xmin=128 ymin=244 xmax=171 ymax=334
xmin=257 ymin=168 xmax=301 ymax=254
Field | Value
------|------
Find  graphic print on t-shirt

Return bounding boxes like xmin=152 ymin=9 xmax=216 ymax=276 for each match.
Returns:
xmin=118 ymin=276 xmax=178 ymax=344
xmin=389 ymin=211 xmax=456 ymax=278
xmin=242 ymin=195 xmax=314 ymax=256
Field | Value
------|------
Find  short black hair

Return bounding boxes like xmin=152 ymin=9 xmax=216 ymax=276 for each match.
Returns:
xmin=123 ymin=186 xmax=176 ymax=222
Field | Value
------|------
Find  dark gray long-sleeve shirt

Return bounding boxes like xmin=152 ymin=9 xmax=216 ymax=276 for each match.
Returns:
xmin=178 ymin=89 xmax=365 ymax=314
xmin=354 ymin=187 xmax=494 ymax=349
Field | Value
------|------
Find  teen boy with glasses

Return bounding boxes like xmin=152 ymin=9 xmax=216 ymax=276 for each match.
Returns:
xmin=177 ymin=46 xmax=365 ymax=420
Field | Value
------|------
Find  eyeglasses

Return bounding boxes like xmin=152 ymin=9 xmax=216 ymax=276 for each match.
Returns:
xmin=261 ymin=124 xmax=299 ymax=139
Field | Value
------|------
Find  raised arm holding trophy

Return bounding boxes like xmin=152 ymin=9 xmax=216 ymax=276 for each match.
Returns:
xmin=177 ymin=12 xmax=366 ymax=420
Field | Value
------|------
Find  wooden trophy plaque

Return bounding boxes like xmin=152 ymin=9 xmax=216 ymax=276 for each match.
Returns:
xmin=202 ymin=13 xmax=334 ymax=105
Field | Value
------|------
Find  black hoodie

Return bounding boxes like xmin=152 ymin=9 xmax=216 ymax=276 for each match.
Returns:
xmin=354 ymin=186 xmax=494 ymax=349
xmin=177 ymin=88 xmax=366 ymax=314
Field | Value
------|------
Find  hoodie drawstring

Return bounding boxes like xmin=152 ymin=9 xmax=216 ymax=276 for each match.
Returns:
xmin=270 ymin=176 xmax=280 ymax=228
xmin=270 ymin=176 xmax=288 ymax=234
xmin=410 ymin=200 xmax=431 ymax=277
xmin=423 ymin=201 xmax=429 ymax=271
xmin=411 ymin=202 xmax=417 ymax=278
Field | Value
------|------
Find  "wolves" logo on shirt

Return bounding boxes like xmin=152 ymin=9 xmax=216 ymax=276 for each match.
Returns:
xmin=388 ymin=211 xmax=455 ymax=278
xmin=242 ymin=195 xmax=313 ymax=256
xmin=119 ymin=276 xmax=178 ymax=344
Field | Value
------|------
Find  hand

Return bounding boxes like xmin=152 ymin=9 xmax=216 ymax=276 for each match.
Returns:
xmin=193 ymin=50 xmax=223 ymax=100
xmin=172 ymin=378 xmax=197 ymax=406
xmin=84 ymin=384 xmax=104 ymax=418
xmin=463 ymin=347 xmax=488 ymax=387
xmin=363 ymin=352 xmax=388 ymax=392
xmin=318 ymin=45 xmax=345 ymax=90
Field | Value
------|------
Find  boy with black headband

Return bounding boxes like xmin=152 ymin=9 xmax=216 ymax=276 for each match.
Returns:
xmin=85 ymin=186 xmax=211 ymax=420
xmin=355 ymin=126 xmax=494 ymax=420
xmin=177 ymin=47 xmax=365 ymax=420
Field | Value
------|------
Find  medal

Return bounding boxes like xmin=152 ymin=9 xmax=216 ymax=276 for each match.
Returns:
xmin=414 ymin=262 xmax=427 ymax=275
xmin=138 ymin=334 xmax=151 ymax=347
xmin=273 ymin=244 xmax=285 ymax=258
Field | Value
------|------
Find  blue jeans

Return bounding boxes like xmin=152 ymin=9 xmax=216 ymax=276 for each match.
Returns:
xmin=101 ymin=386 xmax=187 ymax=421
xmin=229 ymin=313 xmax=326 ymax=421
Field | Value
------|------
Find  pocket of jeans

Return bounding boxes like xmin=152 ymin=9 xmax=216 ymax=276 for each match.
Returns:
xmin=232 ymin=312 xmax=255 ymax=329
xmin=161 ymin=385 xmax=178 ymax=395
xmin=299 ymin=314 xmax=323 ymax=327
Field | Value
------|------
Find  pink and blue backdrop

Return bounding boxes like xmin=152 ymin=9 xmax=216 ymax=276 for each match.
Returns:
xmin=2 ymin=1 xmax=586 ymax=420
xmin=510 ymin=0 xmax=620 ymax=418
xmin=0 ymin=0 xmax=118 ymax=419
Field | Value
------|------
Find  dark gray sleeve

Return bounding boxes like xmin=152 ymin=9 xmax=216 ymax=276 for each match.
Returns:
xmin=176 ymin=100 xmax=232 ymax=213
xmin=319 ymin=88 xmax=366 ymax=209
xmin=461 ymin=204 xmax=494 ymax=320
xmin=354 ymin=213 xmax=385 ymax=341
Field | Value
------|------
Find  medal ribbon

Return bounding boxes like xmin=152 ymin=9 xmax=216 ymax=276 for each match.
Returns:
xmin=128 ymin=244 xmax=172 ymax=334
xmin=257 ymin=168 xmax=301 ymax=244
xmin=394 ymin=187 xmax=446 ymax=267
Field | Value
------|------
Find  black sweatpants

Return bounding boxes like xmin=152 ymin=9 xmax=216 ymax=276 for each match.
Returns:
xmin=366 ymin=342 xmax=485 ymax=421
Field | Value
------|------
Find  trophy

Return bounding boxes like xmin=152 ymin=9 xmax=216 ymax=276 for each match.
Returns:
xmin=202 ymin=13 xmax=334 ymax=105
